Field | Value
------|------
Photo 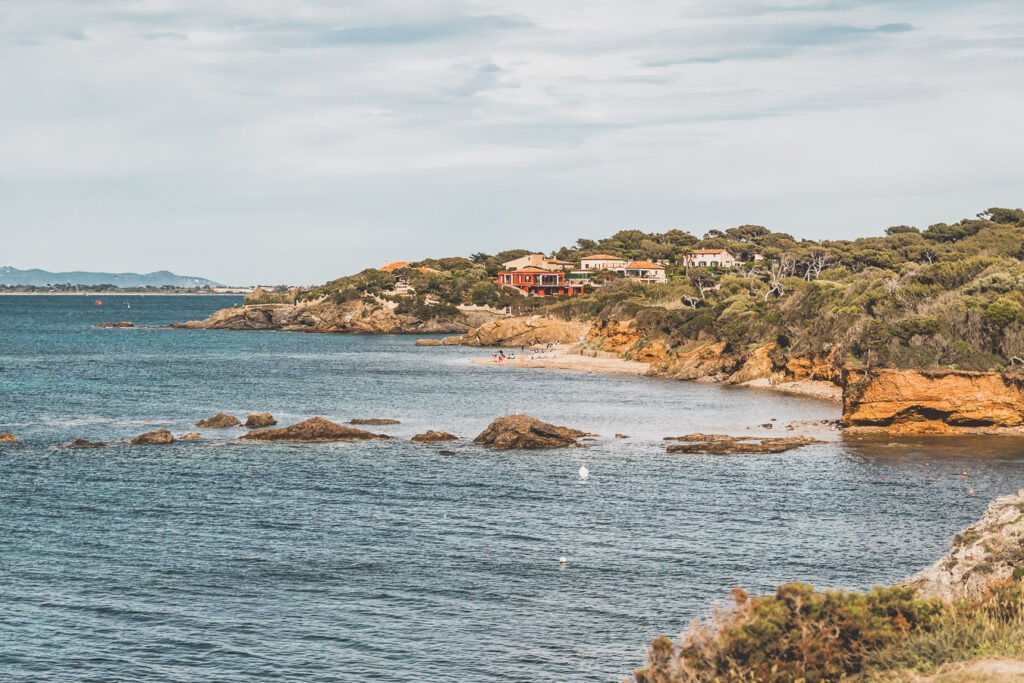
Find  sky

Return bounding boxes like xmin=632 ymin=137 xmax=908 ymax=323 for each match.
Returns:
xmin=2 ymin=0 xmax=1022 ymax=285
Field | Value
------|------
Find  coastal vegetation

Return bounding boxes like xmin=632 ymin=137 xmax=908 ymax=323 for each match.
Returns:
xmin=267 ymin=207 xmax=1024 ymax=373
xmin=632 ymin=581 xmax=1024 ymax=682
xmin=632 ymin=488 xmax=1024 ymax=681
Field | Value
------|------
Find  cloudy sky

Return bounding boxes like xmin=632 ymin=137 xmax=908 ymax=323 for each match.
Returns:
xmin=2 ymin=0 xmax=1022 ymax=284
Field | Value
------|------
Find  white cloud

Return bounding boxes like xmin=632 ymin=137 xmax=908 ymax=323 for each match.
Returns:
xmin=0 ymin=0 xmax=1021 ymax=283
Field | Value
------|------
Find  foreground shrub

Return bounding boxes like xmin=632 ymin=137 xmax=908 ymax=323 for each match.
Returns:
xmin=632 ymin=581 xmax=1024 ymax=683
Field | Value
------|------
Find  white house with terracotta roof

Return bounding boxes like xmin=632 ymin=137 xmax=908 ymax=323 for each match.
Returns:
xmin=623 ymin=261 xmax=667 ymax=283
xmin=579 ymin=254 xmax=627 ymax=271
xmin=682 ymin=249 xmax=741 ymax=268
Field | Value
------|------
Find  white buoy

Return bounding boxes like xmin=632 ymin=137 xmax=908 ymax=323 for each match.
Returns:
xmin=579 ymin=463 xmax=589 ymax=480
xmin=559 ymin=556 xmax=567 ymax=564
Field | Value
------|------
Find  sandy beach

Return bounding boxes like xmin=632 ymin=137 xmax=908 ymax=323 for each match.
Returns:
xmin=470 ymin=344 xmax=650 ymax=376
xmin=471 ymin=343 xmax=843 ymax=402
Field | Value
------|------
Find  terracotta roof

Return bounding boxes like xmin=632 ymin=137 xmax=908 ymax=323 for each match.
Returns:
xmin=625 ymin=261 xmax=665 ymax=269
xmin=379 ymin=261 xmax=411 ymax=272
xmin=690 ymin=249 xmax=726 ymax=255
xmin=415 ymin=267 xmax=441 ymax=274
xmin=581 ymin=254 xmax=626 ymax=261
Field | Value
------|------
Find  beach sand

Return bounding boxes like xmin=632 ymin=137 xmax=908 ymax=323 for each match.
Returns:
xmin=470 ymin=344 xmax=842 ymax=402
xmin=470 ymin=345 xmax=650 ymax=376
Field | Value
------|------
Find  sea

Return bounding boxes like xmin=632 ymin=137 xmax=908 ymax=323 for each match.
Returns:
xmin=2 ymin=294 xmax=1024 ymax=682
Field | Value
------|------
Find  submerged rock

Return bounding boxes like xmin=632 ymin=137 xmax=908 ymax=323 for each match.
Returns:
xmin=131 ymin=429 xmax=174 ymax=445
xmin=94 ymin=321 xmax=134 ymax=328
xmin=0 ymin=433 xmax=18 ymax=443
xmin=60 ymin=438 xmax=106 ymax=449
xmin=473 ymin=414 xmax=586 ymax=450
xmin=664 ymin=433 xmax=822 ymax=454
xmin=178 ymin=433 xmax=201 ymax=440
xmin=437 ymin=450 xmax=457 ymax=455
xmin=239 ymin=417 xmax=392 ymax=442
xmin=348 ymin=418 xmax=400 ymax=425
xmin=195 ymin=413 xmax=241 ymax=428
xmin=908 ymin=488 xmax=1024 ymax=602
xmin=415 ymin=338 xmax=442 ymax=346
xmin=410 ymin=430 xmax=459 ymax=444
xmin=615 ymin=433 xmax=629 ymax=439
xmin=244 ymin=412 xmax=277 ymax=428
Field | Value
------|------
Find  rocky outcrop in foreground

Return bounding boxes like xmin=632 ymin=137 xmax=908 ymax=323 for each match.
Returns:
xmin=348 ymin=418 xmax=400 ymax=425
xmin=664 ymin=433 xmax=824 ymax=454
xmin=171 ymin=298 xmax=503 ymax=334
xmin=244 ymin=412 xmax=277 ymax=428
xmin=0 ymin=433 xmax=18 ymax=443
xmin=474 ymin=414 xmax=587 ymax=449
xmin=843 ymin=368 xmax=1024 ymax=435
xmin=908 ymin=488 xmax=1024 ymax=602
xmin=410 ymin=430 xmax=458 ymax=443
xmin=444 ymin=316 xmax=590 ymax=347
xmin=131 ymin=429 xmax=174 ymax=445
xmin=195 ymin=413 xmax=241 ymax=428
xmin=239 ymin=417 xmax=392 ymax=442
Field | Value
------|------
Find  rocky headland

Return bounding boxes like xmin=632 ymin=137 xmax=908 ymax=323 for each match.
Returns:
xmin=908 ymin=488 xmax=1024 ymax=602
xmin=171 ymin=297 xmax=505 ymax=334
xmin=842 ymin=367 xmax=1024 ymax=435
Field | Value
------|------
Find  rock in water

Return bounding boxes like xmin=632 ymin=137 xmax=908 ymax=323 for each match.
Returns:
xmin=94 ymin=321 xmax=134 ymax=328
xmin=410 ymin=430 xmax=459 ymax=444
xmin=178 ymin=433 xmax=201 ymax=440
xmin=664 ymin=433 xmax=822 ymax=454
xmin=473 ymin=414 xmax=586 ymax=450
xmin=60 ymin=438 xmax=106 ymax=449
xmin=0 ymin=433 xmax=19 ymax=443
xmin=415 ymin=339 xmax=442 ymax=346
xmin=131 ymin=429 xmax=174 ymax=445
xmin=244 ymin=412 xmax=277 ymax=428
xmin=348 ymin=418 xmax=400 ymax=425
xmin=239 ymin=417 xmax=392 ymax=442
xmin=907 ymin=488 xmax=1024 ymax=602
xmin=195 ymin=413 xmax=242 ymax=428
xmin=437 ymin=450 xmax=458 ymax=455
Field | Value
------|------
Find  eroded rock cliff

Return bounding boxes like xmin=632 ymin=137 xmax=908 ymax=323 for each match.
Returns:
xmin=842 ymin=368 xmax=1024 ymax=434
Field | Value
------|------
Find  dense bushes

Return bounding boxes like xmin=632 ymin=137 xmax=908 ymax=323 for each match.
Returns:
xmin=633 ymin=581 xmax=1024 ymax=683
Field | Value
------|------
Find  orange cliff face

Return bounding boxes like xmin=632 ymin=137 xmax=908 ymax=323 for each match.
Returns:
xmin=842 ymin=368 xmax=1024 ymax=435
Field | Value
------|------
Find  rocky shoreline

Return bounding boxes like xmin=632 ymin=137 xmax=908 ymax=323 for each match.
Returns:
xmin=170 ymin=297 xmax=505 ymax=334
xmin=171 ymin=301 xmax=1024 ymax=436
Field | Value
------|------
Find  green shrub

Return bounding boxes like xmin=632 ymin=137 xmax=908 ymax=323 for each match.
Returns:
xmin=633 ymin=582 xmax=1024 ymax=683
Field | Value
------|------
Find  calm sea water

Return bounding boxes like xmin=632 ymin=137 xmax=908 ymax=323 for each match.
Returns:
xmin=2 ymin=295 xmax=1024 ymax=682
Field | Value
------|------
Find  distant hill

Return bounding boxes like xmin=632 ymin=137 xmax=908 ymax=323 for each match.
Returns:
xmin=0 ymin=266 xmax=221 ymax=288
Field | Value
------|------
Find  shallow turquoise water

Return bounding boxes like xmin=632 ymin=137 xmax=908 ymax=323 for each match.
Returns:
xmin=2 ymin=295 xmax=1023 ymax=681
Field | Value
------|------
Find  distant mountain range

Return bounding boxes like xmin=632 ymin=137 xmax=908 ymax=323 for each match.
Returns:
xmin=0 ymin=266 xmax=222 ymax=288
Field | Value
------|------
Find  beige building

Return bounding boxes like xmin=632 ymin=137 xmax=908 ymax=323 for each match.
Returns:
xmin=682 ymin=249 xmax=741 ymax=268
xmin=501 ymin=254 xmax=574 ymax=271
xmin=579 ymin=254 xmax=628 ymax=271
xmin=623 ymin=261 xmax=667 ymax=283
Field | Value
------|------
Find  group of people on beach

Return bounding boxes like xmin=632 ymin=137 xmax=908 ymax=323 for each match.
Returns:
xmin=491 ymin=341 xmax=561 ymax=363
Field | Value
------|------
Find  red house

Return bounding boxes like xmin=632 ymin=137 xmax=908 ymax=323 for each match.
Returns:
xmin=496 ymin=268 xmax=585 ymax=297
